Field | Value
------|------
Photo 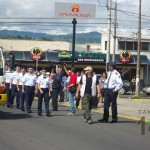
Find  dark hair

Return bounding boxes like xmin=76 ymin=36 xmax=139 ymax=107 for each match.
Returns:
xmin=71 ymin=67 xmax=76 ymax=73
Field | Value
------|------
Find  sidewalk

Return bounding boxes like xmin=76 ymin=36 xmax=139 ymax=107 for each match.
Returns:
xmin=117 ymin=97 xmax=150 ymax=122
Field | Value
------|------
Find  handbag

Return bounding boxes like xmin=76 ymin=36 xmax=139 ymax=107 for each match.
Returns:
xmin=69 ymin=86 xmax=77 ymax=93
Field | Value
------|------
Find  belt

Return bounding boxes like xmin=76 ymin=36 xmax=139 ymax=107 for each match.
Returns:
xmin=25 ymin=85 xmax=35 ymax=87
xmin=107 ymin=88 xmax=115 ymax=90
xmin=41 ymin=88 xmax=48 ymax=90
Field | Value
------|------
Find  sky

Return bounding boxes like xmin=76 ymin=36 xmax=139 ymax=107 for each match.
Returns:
xmin=0 ymin=0 xmax=150 ymax=38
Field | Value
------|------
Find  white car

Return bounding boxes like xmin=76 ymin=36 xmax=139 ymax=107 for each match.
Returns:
xmin=142 ymin=86 xmax=150 ymax=95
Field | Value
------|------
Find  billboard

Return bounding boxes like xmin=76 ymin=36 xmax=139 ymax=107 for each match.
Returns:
xmin=55 ymin=2 xmax=96 ymax=19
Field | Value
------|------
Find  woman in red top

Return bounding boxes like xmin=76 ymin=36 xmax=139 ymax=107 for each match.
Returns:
xmin=64 ymin=67 xmax=77 ymax=116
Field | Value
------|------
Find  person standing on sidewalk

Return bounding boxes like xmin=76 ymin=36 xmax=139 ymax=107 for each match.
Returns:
xmin=75 ymin=66 xmax=100 ymax=124
xmin=98 ymin=62 xmax=123 ymax=123
xmin=37 ymin=68 xmax=51 ymax=117
xmin=75 ymin=71 xmax=81 ymax=109
xmin=131 ymin=76 xmax=136 ymax=94
xmin=99 ymin=72 xmax=107 ymax=103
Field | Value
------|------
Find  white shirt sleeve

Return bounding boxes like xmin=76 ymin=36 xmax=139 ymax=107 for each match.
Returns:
xmin=114 ymin=72 xmax=123 ymax=91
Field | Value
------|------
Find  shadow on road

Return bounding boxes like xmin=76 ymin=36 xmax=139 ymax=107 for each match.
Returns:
xmin=0 ymin=110 xmax=33 ymax=120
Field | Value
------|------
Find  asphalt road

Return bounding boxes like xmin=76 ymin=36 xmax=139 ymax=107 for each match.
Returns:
xmin=0 ymin=101 xmax=150 ymax=150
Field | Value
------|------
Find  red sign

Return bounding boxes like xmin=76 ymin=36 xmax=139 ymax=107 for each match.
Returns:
xmin=30 ymin=47 xmax=42 ymax=60
xmin=120 ymin=51 xmax=132 ymax=64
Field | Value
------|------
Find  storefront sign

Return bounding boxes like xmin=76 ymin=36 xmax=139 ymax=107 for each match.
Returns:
xmin=58 ymin=51 xmax=106 ymax=59
xmin=77 ymin=58 xmax=105 ymax=62
xmin=30 ymin=47 xmax=43 ymax=60
xmin=58 ymin=50 xmax=72 ymax=58
xmin=120 ymin=51 xmax=132 ymax=64
xmin=55 ymin=2 xmax=96 ymax=19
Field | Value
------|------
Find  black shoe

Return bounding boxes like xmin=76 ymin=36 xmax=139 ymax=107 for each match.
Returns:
xmin=98 ymin=118 xmax=108 ymax=123
xmin=21 ymin=108 xmax=25 ymax=112
xmin=52 ymin=108 xmax=58 ymax=111
xmin=110 ymin=120 xmax=117 ymax=123
xmin=38 ymin=113 xmax=42 ymax=116
xmin=46 ymin=113 xmax=51 ymax=117
xmin=27 ymin=110 xmax=32 ymax=113
xmin=7 ymin=105 xmax=10 ymax=108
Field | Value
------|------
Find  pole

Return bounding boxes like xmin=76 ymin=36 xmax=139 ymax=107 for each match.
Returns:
xmin=135 ymin=0 xmax=141 ymax=97
xmin=36 ymin=59 xmax=38 ymax=72
xmin=72 ymin=18 xmax=77 ymax=67
xmin=113 ymin=0 xmax=117 ymax=61
xmin=106 ymin=0 xmax=112 ymax=70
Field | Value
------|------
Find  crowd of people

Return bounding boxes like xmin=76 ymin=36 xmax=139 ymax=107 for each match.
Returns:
xmin=3 ymin=62 xmax=123 ymax=124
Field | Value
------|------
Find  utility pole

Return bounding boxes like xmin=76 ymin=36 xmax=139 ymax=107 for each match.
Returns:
xmin=106 ymin=0 xmax=112 ymax=70
xmin=113 ymin=0 xmax=117 ymax=61
xmin=135 ymin=0 xmax=141 ymax=97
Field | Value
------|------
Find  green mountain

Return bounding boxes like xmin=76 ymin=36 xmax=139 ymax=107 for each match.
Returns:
xmin=0 ymin=30 xmax=101 ymax=44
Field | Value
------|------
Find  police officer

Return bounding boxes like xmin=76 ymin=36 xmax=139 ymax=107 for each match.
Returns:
xmin=98 ymin=62 xmax=123 ymax=123
xmin=37 ymin=68 xmax=51 ymax=117
xmin=10 ymin=65 xmax=21 ymax=108
xmin=4 ymin=65 xmax=12 ymax=108
xmin=22 ymin=66 xmax=37 ymax=113
xmin=17 ymin=66 xmax=27 ymax=111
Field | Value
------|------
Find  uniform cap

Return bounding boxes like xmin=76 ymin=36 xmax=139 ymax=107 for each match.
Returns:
xmin=84 ymin=66 xmax=93 ymax=71
xmin=108 ymin=62 xmax=116 ymax=68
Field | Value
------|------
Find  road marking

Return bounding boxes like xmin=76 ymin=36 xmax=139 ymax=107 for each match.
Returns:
xmin=132 ymin=99 xmax=150 ymax=102
xmin=60 ymin=102 xmax=150 ymax=123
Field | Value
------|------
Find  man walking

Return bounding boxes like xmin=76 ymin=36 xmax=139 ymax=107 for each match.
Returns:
xmin=22 ymin=66 xmax=37 ymax=113
xmin=37 ymin=68 xmax=51 ymax=117
xmin=76 ymin=66 xmax=100 ymax=124
xmin=98 ymin=62 xmax=123 ymax=123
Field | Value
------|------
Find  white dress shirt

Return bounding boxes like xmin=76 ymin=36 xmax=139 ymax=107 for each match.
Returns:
xmin=105 ymin=70 xmax=123 ymax=91
xmin=37 ymin=75 xmax=50 ymax=88
xmin=22 ymin=73 xmax=37 ymax=86
xmin=10 ymin=71 xmax=21 ymax=85
xmin=4 ymin=70 xmax=12 ymax=83
xmin=17 ymin=72 xmax=26 ymax=85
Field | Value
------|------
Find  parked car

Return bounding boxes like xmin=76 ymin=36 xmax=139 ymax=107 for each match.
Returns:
xmin=142 ymin=86 xmax=150 ymax=95
xmin=120 ymin=80 xmax=130 ymax=94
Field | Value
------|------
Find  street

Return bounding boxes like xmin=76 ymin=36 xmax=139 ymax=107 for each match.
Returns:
xmin=0 ymin=101 xmax=150 ymax=150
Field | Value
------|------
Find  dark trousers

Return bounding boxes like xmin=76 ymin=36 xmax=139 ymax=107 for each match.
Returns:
xmin=25 ymin=86 xmax=35 ymax=111
xmin=103 ymin=89 xmax=118 ymax=120
xmin=11 ymin=84 xmax=20 ymax=108
xmin=59 ymin=86 xmax=64 ymax=102
xmin=5 ymin=83 xmax=11 ymax=106
xmin=18 ymin=85 xmax=25 ymax=109
xmin=38 ymin=88 xmax=50 ymax=114
xmin=52 ymin=89 xmax=59 ymax=110
xmin=75 ymin=96 xmax=81 ymax=108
